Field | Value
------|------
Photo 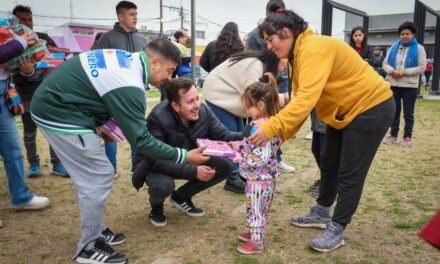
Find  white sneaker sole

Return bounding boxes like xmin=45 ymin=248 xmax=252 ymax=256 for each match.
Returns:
xmin=236 ymin=246 xmax=264 ymax=255
xmin=75 ymin=257 xmax=127 ymax=264
xmin=13 ymin=199 xmax=50 ymax=210
xmin=277 ymin=167 xmax=296 ymax=173
xmin=150 ymin=218 xmax=167 ymax=227
xmin=291 ymin=221 xmax=327 ymax=229
xmin=238 ymin=235 xmax=250 ymax=242
xmin=52 ymin=171 xmax=69 ymax=177
xmin=107 ymin=238 xmax=126 ymax=246
xmin=310 ymin=239 xmax=345 ymax=252
xmin=170 ymin=199 xmax=205 ymax=217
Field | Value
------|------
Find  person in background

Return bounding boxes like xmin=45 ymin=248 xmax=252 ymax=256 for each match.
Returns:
xmin=424 ymin=59 xmax=432 ymax=86
xmin=173 ymin=29 xmax=192 ymax=78
xmin=96 ymin=0 xmax=147 ymax=174
xmin=200 ymin=22 xmax=244 ymax=73
xmin=348 ymin=26 xmax=373 ymax=62
xmin=12 ymin=5 xmax=69 ymax=178
xmin=246 ymin=0 xmax=285 ymax=51
xmin=0 ymin=27 xmax=50 ymax=229
xmin=382 ymin=21 xmax=427 ymax=148
xmin=90 ymin=32 xmax=103 ymax=50
xmin=96 ymin=1 xmax=146 ymax=52
xmin=370 ymin=46 xmax=386 ymax=78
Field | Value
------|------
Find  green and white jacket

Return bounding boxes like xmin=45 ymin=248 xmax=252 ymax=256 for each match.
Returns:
xmin=31 ymin=49 xmax=187 ymax=164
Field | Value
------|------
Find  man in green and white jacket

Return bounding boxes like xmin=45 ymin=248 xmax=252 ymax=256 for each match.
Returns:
xmin=31 ymin=39 xmax=209 ymax=264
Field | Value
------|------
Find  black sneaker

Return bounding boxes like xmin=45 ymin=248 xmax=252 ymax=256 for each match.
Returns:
xmin=170 ymin=192 xmax=205 ymax=217
xmin=102 ymin=228 xmax=126 ymax=246
xmin=149 ymin=204 xmax=167 ymax=227
xmin=224 ymin=173 xmax=246 ymax=194
xmin=75 ymin=237 xmax=128 ymax=264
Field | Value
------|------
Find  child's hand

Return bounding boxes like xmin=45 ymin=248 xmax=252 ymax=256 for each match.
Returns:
xmin=231 ymin=155 xmax=241 ymax=164
xmin=228 ymin=141 xmax=240 ymax=151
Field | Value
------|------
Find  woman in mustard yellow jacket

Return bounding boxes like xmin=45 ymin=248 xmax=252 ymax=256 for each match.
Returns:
xmin=249 ymin=9 xmax=395 ymax=252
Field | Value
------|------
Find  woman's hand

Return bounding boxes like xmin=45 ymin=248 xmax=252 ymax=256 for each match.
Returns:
xmin=248 ymin=128 xmax=269 ymax=146
xmin=391 ymin=70 xmax=404 ymax=79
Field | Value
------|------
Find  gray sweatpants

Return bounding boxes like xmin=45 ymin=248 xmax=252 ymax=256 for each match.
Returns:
xmin=40 ymin=130 xmax=115 ymax=256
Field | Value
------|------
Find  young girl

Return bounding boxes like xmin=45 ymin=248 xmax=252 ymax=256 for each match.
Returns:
xmin=236 ymin=72 xmax=282 ymax=255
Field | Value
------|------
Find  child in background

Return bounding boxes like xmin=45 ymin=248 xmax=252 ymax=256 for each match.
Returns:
xmin=236 ymin=72 xmax=282 ymax=255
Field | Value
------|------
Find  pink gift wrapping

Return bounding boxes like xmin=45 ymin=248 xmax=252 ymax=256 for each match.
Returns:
xmin=196 ymin=139 xmax=236 ymax=158
xmin=102 ymin=118 xmax=126 ymax=143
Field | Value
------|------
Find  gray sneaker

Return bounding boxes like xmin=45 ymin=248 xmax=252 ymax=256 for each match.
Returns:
xmin=291 ymin=205 xmax=330 ymax=229
xmin=382 ymin=135 xmax=397 ymax=145
xmin=310 ymin=222 xmax=345 ymax=252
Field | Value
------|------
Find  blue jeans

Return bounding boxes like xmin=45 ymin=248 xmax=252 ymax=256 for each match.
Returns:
xmin=206 ymin=101 xmax=243 ymax=173
xmin=104 ymin=142 xmax=136 ymax=172
xmin=0 ymin=80 xmax=33 ymax=206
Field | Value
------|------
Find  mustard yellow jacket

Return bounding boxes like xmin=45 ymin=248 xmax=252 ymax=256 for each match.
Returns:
xmin=261 ymin=28 xmax=393 ymax=141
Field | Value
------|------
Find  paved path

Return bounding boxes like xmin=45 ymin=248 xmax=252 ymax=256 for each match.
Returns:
xmin=424 ymin=95 xmax=440 ymax=100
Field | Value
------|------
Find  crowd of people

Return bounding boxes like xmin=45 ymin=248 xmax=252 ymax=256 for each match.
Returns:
xmin=0 ymin=0 xmax=435 ymax=263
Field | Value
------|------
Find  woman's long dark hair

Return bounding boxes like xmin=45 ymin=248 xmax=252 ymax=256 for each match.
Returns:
xmin=214 ymin=22 xmax=244 ymax=61
xmin=229 ymin=50 xmax=279 ymax=76
xmin=349 ymin=26 xmax=368 ymax=48
xmin=258 ymin=9 xmax=308 ymax=41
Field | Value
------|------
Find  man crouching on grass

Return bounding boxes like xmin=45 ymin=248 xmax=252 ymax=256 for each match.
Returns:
xmin=132 ymin=78 xmax=243 ymax=227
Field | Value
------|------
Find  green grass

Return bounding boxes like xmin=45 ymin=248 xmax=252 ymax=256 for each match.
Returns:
xmin=0 ymin=98 xmax=439 ymax=263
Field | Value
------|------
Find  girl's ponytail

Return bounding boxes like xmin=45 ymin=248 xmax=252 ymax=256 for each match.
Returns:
xmin=262 ymin=72 xmax=280 ymax=114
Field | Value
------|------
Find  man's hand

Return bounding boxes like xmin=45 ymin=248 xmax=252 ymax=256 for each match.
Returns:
xmin=95 ymin=127 xmax=115 ymax=142
xmin=196 ymin=165 xmax=216 ymax=181
xmin=187 ymin=146 xmax=210 ymax=165
xmin=18 ymin=55 xmax=35 ymax=75
xmin=248 ymin=127 xmax=270 ymax=146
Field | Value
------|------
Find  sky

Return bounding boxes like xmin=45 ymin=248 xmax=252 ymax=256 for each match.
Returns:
xmin=1 ymin=0 xmax=439 ymax=41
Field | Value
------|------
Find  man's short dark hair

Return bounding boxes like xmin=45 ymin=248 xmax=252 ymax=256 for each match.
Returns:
xmin=146 ymin=38 xmax=181 ymax=65
xmin=266 ymin=0 xmax=285 ymax=12
xmin=12 ymin=5 xmax=32 ymax=16
xmin=166 ymin=78 xmax=194 ymax=103
xmin=116 ymin=1 xmax=137 ymax=14
xmin=398 ymin=21 xmax=417 ymax=35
